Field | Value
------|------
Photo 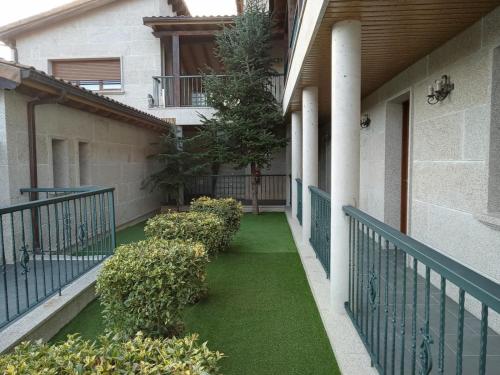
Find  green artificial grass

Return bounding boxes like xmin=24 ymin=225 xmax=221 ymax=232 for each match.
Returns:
xmin=50 ymin=213 xmax=339 ymax=374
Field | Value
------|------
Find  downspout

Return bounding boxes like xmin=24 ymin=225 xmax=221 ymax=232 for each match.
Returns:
xmin=27 ymin=90 xmax=67 ymax=201
xmin=27 ymin=90 xmax=67 ymax=251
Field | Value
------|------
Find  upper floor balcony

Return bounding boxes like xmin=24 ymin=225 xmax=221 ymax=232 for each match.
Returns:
xmin=149 ymin=74 xmax=285 ymax=108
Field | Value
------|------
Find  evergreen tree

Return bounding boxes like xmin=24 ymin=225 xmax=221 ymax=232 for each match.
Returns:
xmin=144 ymin=126 xmax=210 ymax=210
xmin=200 ymin=0 xmax=286 ymax=214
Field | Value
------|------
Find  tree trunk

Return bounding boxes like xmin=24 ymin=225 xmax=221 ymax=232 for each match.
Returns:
xmin=250 ymin=163 xmax=260 ymax=215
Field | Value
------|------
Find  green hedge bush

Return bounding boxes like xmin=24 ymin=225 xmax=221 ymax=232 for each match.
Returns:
xmin=97 ymin=238 xmax=208 ymax=337
xmin=190 ymin=197 xmax=243 ymax=248
xmin=145 ymin=211 xmax=225 ymax=255
xmin=0 ymin=333 xmax=223 ymax=374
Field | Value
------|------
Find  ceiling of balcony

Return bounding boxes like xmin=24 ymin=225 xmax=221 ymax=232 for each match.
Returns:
xmin=288 ymin=0 xmax=500 ymax=120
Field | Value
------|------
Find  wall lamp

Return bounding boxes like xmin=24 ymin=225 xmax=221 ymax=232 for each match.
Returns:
xmin=427 ymin=75 xmax=454 ymax=105
xmin=360 ymin=114 xmax=371 ymax=128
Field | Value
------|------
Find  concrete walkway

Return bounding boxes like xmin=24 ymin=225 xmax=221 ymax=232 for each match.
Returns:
xmin=285 ymin=209 xmax=378 ymax=375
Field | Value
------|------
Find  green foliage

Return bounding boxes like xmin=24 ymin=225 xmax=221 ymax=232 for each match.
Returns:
xmin=96 ymin=239 xmax=208 ymax=337
xmin=0 ymin=333 xmax=223 ymax=375
xmin=145 ymin=211 xmax=225 ymax=255
xmin=199 ymin=0 xmax=286 ymax=213
xmin=143 ymin=125 xmax=210 ymax=207
xmin=190 ymin=197 xmax=243 ymax=248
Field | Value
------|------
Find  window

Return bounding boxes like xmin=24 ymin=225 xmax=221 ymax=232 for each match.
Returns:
xmin=51 ymin=58 xmax=122 ymax=92
xmin=78 ymin=142 xmax=90 ymax=186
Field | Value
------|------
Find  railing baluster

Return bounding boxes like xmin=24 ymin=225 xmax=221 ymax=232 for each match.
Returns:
xmin=29 ymin=209 xmax=39 ymax=303
xmin=377 ymin=233 xmax=382 ymax=366
xmin=20 ymin=210 xmax=30 ymax=309
xmin=399 ymin=252 xmax=407 ymax=375
xmin=46 ymin=204 xmax=54 ymax=293
xmin=438 ymin=277 xmax=446 ymax=374
xmin=348 ymin=216 xmax=352 ymax=310
xmin=479 ymin=303 xmax=488 ymax=375
xmin=37 ymin=206 xmax=46 ymax=298
xmin=383 ymin=239 xmax=389 ymax=373
xmin=10 ymin=213 xmax=20 ymax=315
xmin=456 ymin=288 xmax=465 ymax=375
xmin=54 ymin=203 xmax=62 ymax=296
xmin=411 ymin=258 xmax=417 ymax=375
xmin=391 ymin=246 xmax=397 ymax=375
xmin=0 ymin=215 xmax=9 ymax=322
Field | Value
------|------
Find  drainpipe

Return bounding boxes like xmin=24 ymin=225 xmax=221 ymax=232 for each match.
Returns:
xmin=27 ymin=90 xmax=67 ymax=250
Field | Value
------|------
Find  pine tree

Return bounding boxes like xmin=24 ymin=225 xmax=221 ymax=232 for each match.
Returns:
xmin=143 ymin=126 xmax=210 ymax=210
xmin=199 ymin=0 xmax=286 ymax=214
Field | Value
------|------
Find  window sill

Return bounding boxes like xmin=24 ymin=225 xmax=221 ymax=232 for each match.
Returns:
xmin=475 ymin=212 xmax=500 ymax=231
xmin=94 ymin=90 xmax=125 ymax=95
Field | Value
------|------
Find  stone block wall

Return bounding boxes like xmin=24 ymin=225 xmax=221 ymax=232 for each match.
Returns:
xmin=2 ymin=90 xmax=163 ymax=227
xmin=360 ymin=6 xmax=500 ymax=286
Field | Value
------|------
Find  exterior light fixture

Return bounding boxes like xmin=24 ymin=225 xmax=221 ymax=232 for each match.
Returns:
xmin=427 ymin=75 xmax=454 ymax=105
xmin=360 ymin=114 xmax=371 ymax=128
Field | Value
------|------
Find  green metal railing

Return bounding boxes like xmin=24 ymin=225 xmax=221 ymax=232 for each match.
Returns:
xmin=343 ymin=206 xmax=500 ymax=375
xmin=184 ymin=175 xmax=288 ymax=206
xmin=0 ymin=186 xmax=116 ymax=329
xmin=296 ymin=179 xmax=302 ymax=225
xmin=309 ymin=186 xmax=330 ymax=278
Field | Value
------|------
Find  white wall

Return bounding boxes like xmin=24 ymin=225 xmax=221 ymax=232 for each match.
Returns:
xmin=14 ymin=0 xmax=175 ymax=113
xmin=2 ymin=90 xmax=163 ymax=227
xmin=361 ymin=7 xmax=500 ymax=286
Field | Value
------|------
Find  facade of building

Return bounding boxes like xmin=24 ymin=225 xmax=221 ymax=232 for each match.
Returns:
xmin=283 ymin=1 xmax=500 ymax=373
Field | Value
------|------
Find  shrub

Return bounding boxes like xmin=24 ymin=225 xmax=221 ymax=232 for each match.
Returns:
xmin=97 ymin=238 xmax=208 ymax=337
xmin=145 ymin=211 xmax=225 ymax=255
xmin=0 ymin=333 xmax=223 ymax=374
xmin=191 ymin=196 xmax=243 ymax=248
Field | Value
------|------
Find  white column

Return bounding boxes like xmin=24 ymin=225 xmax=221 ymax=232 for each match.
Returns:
xmin=291 ymin=111 xmax=302 ymax=218
xmin=330 ymin=20 xmax=361 ymax=313
xmin=302 ymin=87 xmax=318 ymax=243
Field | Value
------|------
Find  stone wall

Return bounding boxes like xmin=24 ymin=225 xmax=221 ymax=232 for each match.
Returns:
xmin=14 ymin=0 xmax=175 ymax=113
xmin=2 ymin=90 xmax=163 ymax=227
xmin=360 ymin=6 xmax=500 ymax=285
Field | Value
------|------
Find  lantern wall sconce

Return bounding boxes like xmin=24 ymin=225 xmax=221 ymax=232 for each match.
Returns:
xmin=427 ymin=75 xmax=454 ymax=105
xmin=360 ymin=114 xmax=371 ymax=128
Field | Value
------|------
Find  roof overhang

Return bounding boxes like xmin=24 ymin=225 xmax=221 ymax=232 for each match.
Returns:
xmin=0 ymin=60 xmax=168 ymax=133
xmin=143 ymin=16 xmax=235 ymax=37
xmin=284 ymin=0 xmax=500 ymax=119
xmin=0 ymin=0 xmax=190 ymax=42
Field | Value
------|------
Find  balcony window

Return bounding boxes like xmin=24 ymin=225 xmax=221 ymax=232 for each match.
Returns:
xmin=51 ymin=58 xmax=122 ymax=92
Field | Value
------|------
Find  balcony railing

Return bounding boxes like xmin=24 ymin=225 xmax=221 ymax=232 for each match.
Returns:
xmin=309 ymin=186 xmax=330 ymax=278
xmin=343 ymin=206 xmax=500 ymax=375
xmin=0 ymin=187 xmax=116 ymax=329
xmin=151 ymin=74 xmax=285 ymax=108
xmin=184 ymin=175 xmax=288 ymax=206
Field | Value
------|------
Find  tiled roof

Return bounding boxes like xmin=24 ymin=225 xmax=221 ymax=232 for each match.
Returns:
xmin=0 ymin=58 xmax=168 ymax=132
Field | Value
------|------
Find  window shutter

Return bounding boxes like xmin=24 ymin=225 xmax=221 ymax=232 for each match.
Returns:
xmin=51 ymin=59 xmax=121 ymax=81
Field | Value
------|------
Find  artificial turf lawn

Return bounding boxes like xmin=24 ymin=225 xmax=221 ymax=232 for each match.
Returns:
xmin=51 ymin=213 xmax=340 ymax=375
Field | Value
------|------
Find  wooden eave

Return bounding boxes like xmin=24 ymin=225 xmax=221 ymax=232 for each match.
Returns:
xmin=0 ymin=63 xmax=167 ymax=133
xmin=143 ymin=16 xmax=235 ymax=36
xmin=287 ymin=0 xmax=500 ymax=119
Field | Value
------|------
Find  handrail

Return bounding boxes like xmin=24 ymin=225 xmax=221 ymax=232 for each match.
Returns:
xmin=309 ymin=185 xmax=330 ymax=202
xmin=1 ymin=187 xmax=114 ymax=214
xmin=1 ymin=186 xmax=116 ymax=329
xmin=343 ymin=205 xmax=500 ymax=312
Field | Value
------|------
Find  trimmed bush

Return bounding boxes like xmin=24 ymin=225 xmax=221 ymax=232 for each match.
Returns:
xmin=0 ymin=333 xmax=223 ymax=374
xmin=97 ymin=238 xmax=208 ymax=337
xmin=191 ymin=196 xmax=243 ymax=248
xmin=145 ymin=211 xmax=225 ymax=255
